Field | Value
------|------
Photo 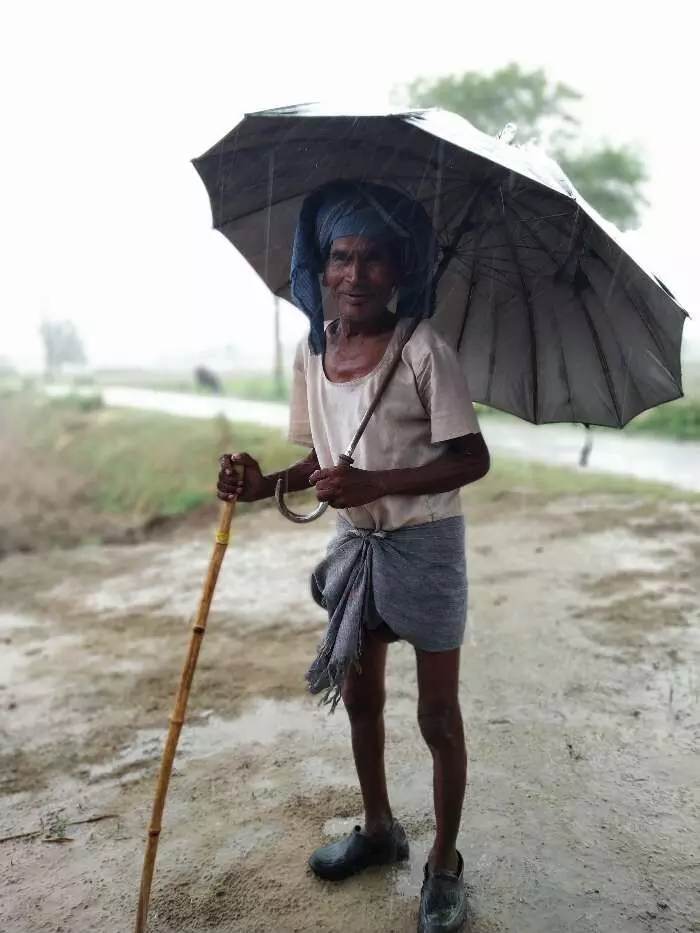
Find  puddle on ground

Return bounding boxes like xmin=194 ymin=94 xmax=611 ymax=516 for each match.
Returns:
xmin=392 ymin=832 xmax=434 ymax=899
xmin=317 ymin=817 xmax=429 ymax=900
xmin=0 ymin=612 xmax=41 ymax=634
xmin=1 ymin=631 xmax=82 ymax=685
xmin=302 ymin=756 xmax=357 ymax=790
xmin=51 ymin=528 xmax=331 ymax=625
xmin=322 ymin=815 xmax=363 ymax=836
xmin=212 ymin=821 xmax=285 ymax=864
xmin=588 ymin=530 xmax=679 ymax=574
xmin=89 ymin=697 xmax=337 ymax=781
xmin=1 ymin=643 xmax=31 ymax=683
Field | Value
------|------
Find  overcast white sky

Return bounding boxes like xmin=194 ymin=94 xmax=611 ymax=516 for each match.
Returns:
xmin=1 ymin=0 xmax=698 ymax=370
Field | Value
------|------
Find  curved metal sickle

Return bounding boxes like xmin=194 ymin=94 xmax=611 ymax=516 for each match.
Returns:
xmin=274 ymin=477 xmax=329 ymax=524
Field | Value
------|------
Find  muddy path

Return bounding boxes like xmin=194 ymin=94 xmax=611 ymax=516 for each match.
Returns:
xmin=1 ymin=492 xmax=699 ymax=932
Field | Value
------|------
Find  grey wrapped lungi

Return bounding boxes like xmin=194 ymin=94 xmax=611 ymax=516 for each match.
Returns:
xmin=306 ymin=515 xmax=467 ymax=710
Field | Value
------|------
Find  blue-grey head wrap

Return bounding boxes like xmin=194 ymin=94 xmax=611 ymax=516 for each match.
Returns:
xmin=290 ymin=180 xmax=438 ymax=353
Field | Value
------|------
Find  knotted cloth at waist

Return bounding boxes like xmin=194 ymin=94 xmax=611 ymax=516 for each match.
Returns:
xmin=306 ymin=515 xmax=467 ymax=711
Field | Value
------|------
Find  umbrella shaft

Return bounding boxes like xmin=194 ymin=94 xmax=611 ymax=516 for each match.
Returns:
xmin=343 ymin=316 xmax=422 ymax=461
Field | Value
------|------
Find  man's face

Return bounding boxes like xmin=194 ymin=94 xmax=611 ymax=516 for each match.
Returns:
xmin=324 ymin=235 xmax=398 ymax=322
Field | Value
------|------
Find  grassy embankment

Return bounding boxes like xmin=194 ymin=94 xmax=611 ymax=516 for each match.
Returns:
xmin=1 ymin=390 xmax=696 ymax=558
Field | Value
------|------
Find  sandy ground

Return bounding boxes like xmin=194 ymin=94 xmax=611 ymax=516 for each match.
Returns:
xmin=1 ymin=490 xmax=699 ymax=933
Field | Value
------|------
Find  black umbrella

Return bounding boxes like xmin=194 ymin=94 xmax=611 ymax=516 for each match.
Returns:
xmin=193 ymin=103 xmax=688 ymax=520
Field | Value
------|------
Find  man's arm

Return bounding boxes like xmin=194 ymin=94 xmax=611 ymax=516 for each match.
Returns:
xmin=311 ymin=434 xmax=489 ymax=509
xmin=373 ymin=433 xmax=489 ymax=497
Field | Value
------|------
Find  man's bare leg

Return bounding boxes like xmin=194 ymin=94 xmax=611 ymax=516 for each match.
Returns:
xmin=415 ymin=647 xmax=466 ymax=873
xmin=341 ymin=629 xmax=393 ymax=834
xmin=308 ymin=630 xmax=408 ymax=882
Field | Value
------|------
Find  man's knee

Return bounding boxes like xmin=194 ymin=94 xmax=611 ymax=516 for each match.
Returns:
xmin=417 ymin=701 xmax=463 ymax=752
xmin=343 ymin=684 xmax=385 ymax=724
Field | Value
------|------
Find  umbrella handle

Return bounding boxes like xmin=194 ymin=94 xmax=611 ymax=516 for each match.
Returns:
xmin=274 ymin=479 xmax=329 ymax=523
xmin=275 ymin=453 xmax=355 ymax=524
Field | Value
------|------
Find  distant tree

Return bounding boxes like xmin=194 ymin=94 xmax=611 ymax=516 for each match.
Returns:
xmin=39 ymin=319 xmax=87 ymax=377
xmin=404 ymin=63 xmax=647 ymax=230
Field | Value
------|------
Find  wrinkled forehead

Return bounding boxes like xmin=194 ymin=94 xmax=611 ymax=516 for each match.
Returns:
xmin=329 ymin=234 xmax=393 ymax=255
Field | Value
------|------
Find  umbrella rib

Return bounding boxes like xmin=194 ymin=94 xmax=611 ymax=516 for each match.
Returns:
xmin=571 ymin=286 xmax=623 ymax=425
xmin=456 ymin=276 xmax=477 ymax=352
xmin=432 ymin=178 xmax=496 ymax=300
xmin=517 ymin=205 xmax=684 ymax=392
xmin=213 ymin=170 xmax=470 ymax=234
xmin=504 ymin=204 xmax=579 ymax=421
xmin=486 ymin=279 xmax=500 ymax=403
xmin=508 ymin=203 xmax=627 ymax=424
xmin=577 ymin=264 xmax=663 ymax=419
xmin=202 ymin=123 xmax=456 ymax=177
xmin=499 ymin=190 xmax=539 ymax=423
xmin=587 ymin=251 xmax=683 ymax=391
xmin=204 ymin=138 xmax=470 ymax=219
xmin=456 ymin=232 xmax=482 ymax=354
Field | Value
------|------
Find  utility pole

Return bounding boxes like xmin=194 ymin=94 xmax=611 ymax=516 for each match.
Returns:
xmin=273 ymin=296 xmax=284 ymax=399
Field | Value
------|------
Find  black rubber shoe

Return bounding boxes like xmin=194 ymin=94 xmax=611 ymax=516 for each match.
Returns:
xmin=417 ymin=851 xmax=469 ymax=932
xmin=308 ymin=820 xmax=409 ymax=881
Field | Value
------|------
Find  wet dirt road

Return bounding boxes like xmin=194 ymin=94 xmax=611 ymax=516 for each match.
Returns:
xmin=1 ymin=492 xmax=699 ymax=932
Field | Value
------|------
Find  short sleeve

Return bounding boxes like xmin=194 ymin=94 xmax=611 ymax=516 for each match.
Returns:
xmin=412 ymin=325 xmax=481 ymax=444
xmin=288 ymin=339 xmax=314 ymax=447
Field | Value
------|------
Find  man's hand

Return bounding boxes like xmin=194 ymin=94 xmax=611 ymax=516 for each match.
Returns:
xmin=309 ymin=465 xmax=385 ymax=509
xmin=217 ymin=453 xmax=269 ymax=502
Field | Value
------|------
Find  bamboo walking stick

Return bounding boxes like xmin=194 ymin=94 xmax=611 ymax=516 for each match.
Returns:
xmin=134 ymin=469 xmax=243 ymax=933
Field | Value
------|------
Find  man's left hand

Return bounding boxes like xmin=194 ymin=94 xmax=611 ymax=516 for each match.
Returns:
xmin=309 ymin=466 xmax=385 ymax=509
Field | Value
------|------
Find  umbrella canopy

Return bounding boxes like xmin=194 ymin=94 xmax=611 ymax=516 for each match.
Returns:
xmin=192 ymin=103 xmax=688 ymax=429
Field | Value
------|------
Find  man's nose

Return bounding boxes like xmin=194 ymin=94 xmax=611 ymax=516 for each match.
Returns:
xmin=345 ymin=259 xmax=364 ymax=284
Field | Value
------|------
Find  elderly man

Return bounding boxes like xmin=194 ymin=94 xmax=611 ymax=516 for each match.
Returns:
xmin=218 ymin=180 xmax=490 ymax=933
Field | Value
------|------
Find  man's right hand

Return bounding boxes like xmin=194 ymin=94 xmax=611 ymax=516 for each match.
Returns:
xmin=217 ymin=452 xmax=269 ymax=502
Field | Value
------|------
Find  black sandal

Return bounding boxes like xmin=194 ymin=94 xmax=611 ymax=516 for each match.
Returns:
xmin=418 ymin=851 xmax=470 ymax=932
xmin=308 ymin=820 xmax=409 ymax=881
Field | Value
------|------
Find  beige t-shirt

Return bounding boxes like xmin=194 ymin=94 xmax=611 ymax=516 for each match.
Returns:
xmin=288 ymin=318 xmax=481 ymax=531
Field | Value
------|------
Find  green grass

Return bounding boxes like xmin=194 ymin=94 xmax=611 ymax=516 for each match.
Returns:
xmin=14 ymin=396 xmax=309 ymax=519
xmin=625 ymin=399 xmax=700 ymax=442
xmin=223 ymin=373 xmax=290 ymax=402
xmin=480 ymin=456 xmax=694 ymax=501
xmin=8 ymin=393 xmax=694 ymax=531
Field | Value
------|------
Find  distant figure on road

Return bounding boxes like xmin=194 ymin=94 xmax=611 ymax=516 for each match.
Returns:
xmin=194 ymin=366 xmax=222 ymax=395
